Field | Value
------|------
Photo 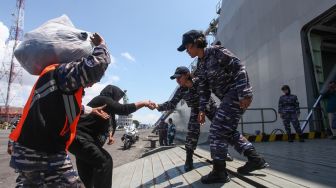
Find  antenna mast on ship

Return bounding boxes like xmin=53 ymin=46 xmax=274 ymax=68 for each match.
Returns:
xmin=0 ymin=0 xmax=25 ymax=122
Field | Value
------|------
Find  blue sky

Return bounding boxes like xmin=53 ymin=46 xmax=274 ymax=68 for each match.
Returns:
xmin=0 ymin=0 xmax=220 ymax=124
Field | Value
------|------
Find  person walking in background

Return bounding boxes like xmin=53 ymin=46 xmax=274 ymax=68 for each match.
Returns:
xmin=324 ymin=81 xmax=336 ymax=139
xmin=278 ymin=85 xmax=304 ymax=142
xmin=167 ymin=118 xmax=176 ymax=145
xmin=178 ymin=30 xmax=268 ymax=184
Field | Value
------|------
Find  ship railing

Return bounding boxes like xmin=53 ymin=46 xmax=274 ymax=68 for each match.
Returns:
xmin=240 ymin=108 xmax=278 ymax=135
xmin=298 ymin=106 xmax=324 ymax=123
xmin=298 ymin=106 xmax=325 ymax=132
xmin=240 ymin=106 xmax=325 ymax=135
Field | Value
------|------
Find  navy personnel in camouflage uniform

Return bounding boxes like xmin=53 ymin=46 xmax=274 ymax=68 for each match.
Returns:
xmin=178 ymin=30 xmax=268 ymax=184
xmin=152 ymin=66 xmax=233 ymax=172
xmin=278 ymin=85 xmax=304 ymax=142
xmin=157 ymin=119 xmax=168 ymax=146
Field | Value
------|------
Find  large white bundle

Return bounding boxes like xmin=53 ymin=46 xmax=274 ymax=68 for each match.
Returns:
xmin=14 ymin=15 xmax=93 ymax=75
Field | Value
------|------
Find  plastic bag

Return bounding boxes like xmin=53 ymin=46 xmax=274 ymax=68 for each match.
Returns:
xmin=14 ymin=15 xmax=93 ymax=75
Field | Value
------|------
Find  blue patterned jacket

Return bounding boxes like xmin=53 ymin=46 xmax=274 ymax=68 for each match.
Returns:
xmin=198 ymin=46 xmax=252 ymax=112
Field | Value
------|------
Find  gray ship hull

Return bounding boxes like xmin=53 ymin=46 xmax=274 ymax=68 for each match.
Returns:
xmin=166 ymin=0 xmax=336 ymax=143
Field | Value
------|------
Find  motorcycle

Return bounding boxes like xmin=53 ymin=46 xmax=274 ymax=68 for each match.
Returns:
xmin=121 ymin=125 xmax=139 ymax=150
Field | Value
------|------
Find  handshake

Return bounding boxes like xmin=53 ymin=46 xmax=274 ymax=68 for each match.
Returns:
xmin=142 ymin=100 xmax=158 ymax=110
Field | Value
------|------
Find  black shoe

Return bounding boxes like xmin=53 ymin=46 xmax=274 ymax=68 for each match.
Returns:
xmin=184 ymin=149 xmax=194 ymax=172
xmin=237 ymin=149 xmax=269 ymax=174
xmin=201 ymin=160 xmax=230 ymax=184
xmin=225 ymin=153 xmax=234 ymax=161
xmin=237 ymin=158 xmax=269 ymax=174
xmin=288 ymin=139 xmax=294 ymax=143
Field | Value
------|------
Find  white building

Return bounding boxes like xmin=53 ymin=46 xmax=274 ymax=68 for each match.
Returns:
xmin=117 ymin=90 xmax=133 ymax=128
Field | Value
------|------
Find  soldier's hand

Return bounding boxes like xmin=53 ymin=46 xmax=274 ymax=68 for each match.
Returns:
xmin=147 ymin=101 xmax=158 ymax=110
xmin=90 ymin=33 xmax=105 ymax=46
xmin=198 ymin=112 xmax=206 ymax=125
xmin=239 ymin=97 xmax=252 ymax=110
xmin=92 ymin=104 xmax=110 ymax=120
xmin=107 ymin=135 xmax=115 ymax=145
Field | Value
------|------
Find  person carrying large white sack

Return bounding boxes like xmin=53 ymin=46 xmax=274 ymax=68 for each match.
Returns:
xmin=8 ymin=15 xmax=111 ymax=187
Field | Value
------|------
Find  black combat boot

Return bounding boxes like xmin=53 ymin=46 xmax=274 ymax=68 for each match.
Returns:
xmin=201 ymin=160 xmax=230 ymax=184
xmin=237 ymin=149 xmax=269 ymax=174
xmin=225 ymin=153 xmax=234 ymax=161
xmin=184 ymin=149 xmax=194 ymax=172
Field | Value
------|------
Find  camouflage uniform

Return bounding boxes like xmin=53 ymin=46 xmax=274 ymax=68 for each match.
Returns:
xmin=198 ymin=46 xmax=255 ymax=160
xmin=10 ymin=44 xmax=110 ymax=187
xmin=278 ymin=94 xmax=302 ymax=137
xmin=11 ymin=143 xmax=82 ymax=187
xmin=167 ymin=122 xmax=176 ymax=145
xmin=156 ymin=121 xmax=168 ymax=146
xmin=157 ymin=79 xmax=217 ymax=151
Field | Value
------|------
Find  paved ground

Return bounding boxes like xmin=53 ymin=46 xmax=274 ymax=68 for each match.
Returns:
xmin=99 ymin=129 xmax=158 ymax=168
xmin=0 ymin=128 xmax=166 ymax=187
xmin=0 ymin=130 xmax=16 ymax=187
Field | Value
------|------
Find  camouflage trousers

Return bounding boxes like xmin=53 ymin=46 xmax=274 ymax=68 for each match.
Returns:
xmin=185 ymin=104 xmax=217 ymax=151
xmin=282 ymin=113 xmax=303 ymax=135
xmin=209 ymin=94 xmax=254 ymax=160
xmin=10 ymin=143 xmax=83 ymax=188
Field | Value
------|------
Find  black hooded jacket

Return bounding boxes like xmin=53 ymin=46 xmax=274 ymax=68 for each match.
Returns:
xmin=75 ymin=85 xmax=137 ymax=145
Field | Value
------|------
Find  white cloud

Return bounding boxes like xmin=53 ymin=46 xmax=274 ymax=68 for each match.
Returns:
xmin=109 ymin=54 xmax=116 ymax=65
xmin=132 ymin=112 xmax=161 ymax=125
xmin=0 ymin=82 xmax=35 ymax=107
xmin=0 ymin=22 xmax=38 ymax=107
xmin=82 ymin=74 xmax=121 ymax=105
xmin=0 ymin=22 xmax=9 ymax=41
xmin=109 ymin=75 xmax=120 ymax=82
xmin=0 ymin=21 xmax=9 ymax=64
xmin=121 ymin=52 xmax=136 ymax=62
xmin=82 ymin=83 xmax=106 ymax=105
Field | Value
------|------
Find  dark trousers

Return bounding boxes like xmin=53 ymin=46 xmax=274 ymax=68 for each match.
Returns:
xmin=69 ymin=136 xmax=113 ymax=188
xmin=168 ymin=135 xmax=175 ymax=145
xmin=282 ymin=113 xmax=303 ymax=136
xmin=159 ymin=131 xmax=168 ymax=146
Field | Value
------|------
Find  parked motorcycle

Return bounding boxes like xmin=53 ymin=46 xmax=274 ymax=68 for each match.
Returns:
xmin=121 ymin=125 xmax=139 ymax=150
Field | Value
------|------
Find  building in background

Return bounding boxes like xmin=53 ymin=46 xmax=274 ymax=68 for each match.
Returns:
xmin=0 ymin=106 xmax=22 ymax=123
xmin=117 ymin=90 xmax=133 ymax=129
